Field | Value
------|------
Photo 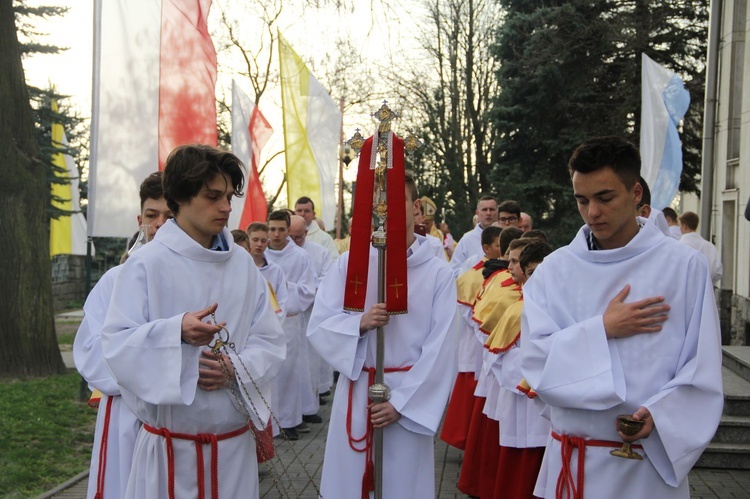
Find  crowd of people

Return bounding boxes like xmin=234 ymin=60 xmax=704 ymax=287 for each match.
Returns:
xmin=74 ymin=136 xmax=724 ymax=499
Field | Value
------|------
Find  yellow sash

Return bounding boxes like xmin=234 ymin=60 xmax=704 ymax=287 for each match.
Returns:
xmin=485 ymin=299 xmax=523 ymax=352
xmin=456 ymin=258 xmax=487 ymax=306
xmin=472 ymin=270 xmax=521 ymax=334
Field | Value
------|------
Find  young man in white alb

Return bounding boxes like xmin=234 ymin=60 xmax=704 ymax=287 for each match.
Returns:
xmin=101 ymin=145 xmax=285 ymax=499
xmin=520 ymin=136 xmax=723 ymax=499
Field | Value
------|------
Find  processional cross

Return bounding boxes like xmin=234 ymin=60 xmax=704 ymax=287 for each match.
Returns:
xmin=343 ymin=101 xmax=422 ymax=499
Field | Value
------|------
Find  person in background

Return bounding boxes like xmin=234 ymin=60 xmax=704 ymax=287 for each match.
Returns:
xmin=449 ymin=196 xmax=499 ymax=276
xmin=678 ymin=211 xmax=723 ymax=286
xmin=496 ymin=200 xmax=522 ymax=229
xmin=265 ymin=210 xmax=318 ymax=441
xmin=519 ymin=212 xmax=533 ymax=232
xmin=662 ymin=206 xmax=682 ymax=240
xmin=294 ymin=196 xmax=339 ymax=260
xmin=74 ymin=171 xmax=172 ymax=499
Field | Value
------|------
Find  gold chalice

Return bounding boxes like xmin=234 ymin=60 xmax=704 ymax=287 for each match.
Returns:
xmin=610 ymin=414 xmax=644 ymax=460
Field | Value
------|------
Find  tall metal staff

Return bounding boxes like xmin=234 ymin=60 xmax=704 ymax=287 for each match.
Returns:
xmin=369 ymin=107 xmax=393 ymax=499
xmin=344 ymin=102 xmax=421 ymax=499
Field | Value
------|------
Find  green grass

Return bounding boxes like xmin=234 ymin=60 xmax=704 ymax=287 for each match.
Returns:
xmin=0 ymin=372 xmax=96 ymax=498
xmin=56 ymin=331 xmax=76 ymax=345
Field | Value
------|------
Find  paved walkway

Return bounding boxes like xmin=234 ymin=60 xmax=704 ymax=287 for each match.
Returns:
xmin=43 ymin=383 xmax=750 ymax=498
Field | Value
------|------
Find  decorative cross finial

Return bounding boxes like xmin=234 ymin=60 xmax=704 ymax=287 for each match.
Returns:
xmin=403 ymin=129 xmax=422 ymax=155
xmin=373 ymin=101 xmax=397 ymax=133
xmin=346 ymin=129 xmax=365 ymax=157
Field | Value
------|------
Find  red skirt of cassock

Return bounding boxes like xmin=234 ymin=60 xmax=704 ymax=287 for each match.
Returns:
xmin=478 ymin=417 xmax=500 ymax=499
xmin=457 ymin=395 xmax=487 ymax=496
xmin=440 ymin=372 xmax=478 ymax=450
xmin=493 ymin=445 xmax=545 ymax=499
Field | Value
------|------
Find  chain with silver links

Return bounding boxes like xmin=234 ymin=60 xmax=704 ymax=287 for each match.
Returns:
xmin=208 ymin=313 xmax=323 ymax=498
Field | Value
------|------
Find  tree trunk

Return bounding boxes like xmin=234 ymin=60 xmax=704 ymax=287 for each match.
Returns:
xmin=0 ymin=0 xmax=66 ymax=376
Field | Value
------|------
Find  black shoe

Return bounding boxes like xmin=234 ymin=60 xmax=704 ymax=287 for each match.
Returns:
xmin=303 ymin=413 xmax=323 ymax=424
xmin=320 ymin=390 xmax=331 ymax=398
xmin=296 ymin=422 xmax=311 ymax=433
xmin=281 ymin=427 xmax=300 ymax=440
xmin=319 ymin=396 xmax=328 ymax=405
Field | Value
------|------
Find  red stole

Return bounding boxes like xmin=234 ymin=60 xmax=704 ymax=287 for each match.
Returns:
xmin=343 ymin=133 xmax=408 ymax=315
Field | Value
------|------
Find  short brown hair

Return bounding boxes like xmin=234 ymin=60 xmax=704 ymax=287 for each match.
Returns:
xmin=162 ymin=144 xmax=245 ymax=215
xmin=679 ymin=211 xmax=699 ymax=231
xmin=497 ymin=200 xmax=521 ymax=217
xmin=568 ymin=136 xmax=640 ymax=189
xmin=231 ymin=229 xmax=249 ymax=245
xmin=662 ymin=207 xmax=678 ymax=223
xmin=508 ymin=237 xmax=535 ymax=253
xmin=246 ymin=222 xmax=269 ymax=234
xmin=519 ymin=240 xmax=553 ymax=272
xmin=268 ymin=210 xmax=291 ymax=227
xmin=481 ymin=226 xmax=503 ymax=247
xmin=477 ymin=195 xmax=497 ymax=209
xmin=522 ymin=229 xmax=548 ymax=242
xmin=139 ymin=171 xmax=164 ymax=209
xmin=295 ymin=196 xmax=315 ymax=210
xmin=499 ymin=227 xmax=524 ymax=255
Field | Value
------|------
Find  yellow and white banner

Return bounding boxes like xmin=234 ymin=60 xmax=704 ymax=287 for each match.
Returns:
xmin=278 ymin=33 xmax=341 ymax=229
xmin=50 ymin=100 xmax=88 ymax=257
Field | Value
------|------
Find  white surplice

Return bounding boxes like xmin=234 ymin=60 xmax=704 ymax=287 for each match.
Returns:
xmin=489 ymin=328 xmax=550 ymax=448
xmin=307 ymin=235 xmax=458 ymax=499
xmin=520 ymin=219 xmax=723 ymax=498
xmin=427 ymin=233 xmax=448 ymax=261
xmin=101 ymin=222 xmax=286 ymax=499
xmin=301 ymin=240 xmax=335 ymax=396
xmin=306 ymin=220 xmax=340 ymax=260
xmin=265 ymin=237 xmax=317 ymax=428
xmin=449 ymin=224 xmax=484 ymax=277
xmin=680 ymin=232 xmax=723 ymax=286
xmin=73 ymin=265 xmax=141 ymax=499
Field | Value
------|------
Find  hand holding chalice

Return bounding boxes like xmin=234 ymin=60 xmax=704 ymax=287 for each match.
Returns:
xmin=610 ymin=414 xmax=644 ymax=460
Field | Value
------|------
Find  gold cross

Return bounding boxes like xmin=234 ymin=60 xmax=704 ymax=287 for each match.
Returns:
xmin=350 ymin=275 xmax=363 ymax=295
xmin=389 ymin=278 xmax=404 ymax=299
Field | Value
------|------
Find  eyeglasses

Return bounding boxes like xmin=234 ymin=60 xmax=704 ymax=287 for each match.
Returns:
xmin=498 ymin=216 xmax=518 ymax=224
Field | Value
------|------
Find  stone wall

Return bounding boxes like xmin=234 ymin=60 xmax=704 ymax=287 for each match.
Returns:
xmin=51 ymin=255 xmax=86 ymax=311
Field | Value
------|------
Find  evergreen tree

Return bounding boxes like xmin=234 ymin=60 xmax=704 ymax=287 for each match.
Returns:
xmin=491 ymin=0 xmax=707 ymax=246
xmin=0 ymin=0 xmax=66 ymax=375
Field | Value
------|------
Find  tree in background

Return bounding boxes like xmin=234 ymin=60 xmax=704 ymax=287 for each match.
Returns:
xmin=391 ymin=0 xmax=503 ymax=237
xmin=490 ymin=0 xmax=708 ymax=246
xmin=0 ymin=1 xmax=66 ymax=376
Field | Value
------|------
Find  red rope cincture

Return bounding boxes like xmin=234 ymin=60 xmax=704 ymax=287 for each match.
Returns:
xmin=551 ymin=431 xmax=643 ymax=499
xmin=346 ymin=366 xmax=412 ymax=499
xmin=143 ymin=423 xmax=250 ymax=499
xmin=94 ymin=395 xmax=115 ymax=499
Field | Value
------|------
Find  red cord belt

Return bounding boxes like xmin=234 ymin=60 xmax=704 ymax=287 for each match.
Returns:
xmin=551 ymin=431 xmax=643 ymax=499
xmin=347 ymin=366 xmax=412 ymax=499
xmin=94 ymin=395 xmax=115 ymax=499
xmin=144 ymin=422 xmax=250 ymax=499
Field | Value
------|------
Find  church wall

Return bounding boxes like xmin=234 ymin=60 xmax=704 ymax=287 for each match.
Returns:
xmin=709 ymin=0 xmax=750 ymax=345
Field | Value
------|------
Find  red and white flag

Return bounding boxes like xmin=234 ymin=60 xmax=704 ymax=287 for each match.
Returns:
xmin=230 ymin=80 xmax=273 ymax=230
xmin=89 ymin=0 xmax=218 ymax=237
